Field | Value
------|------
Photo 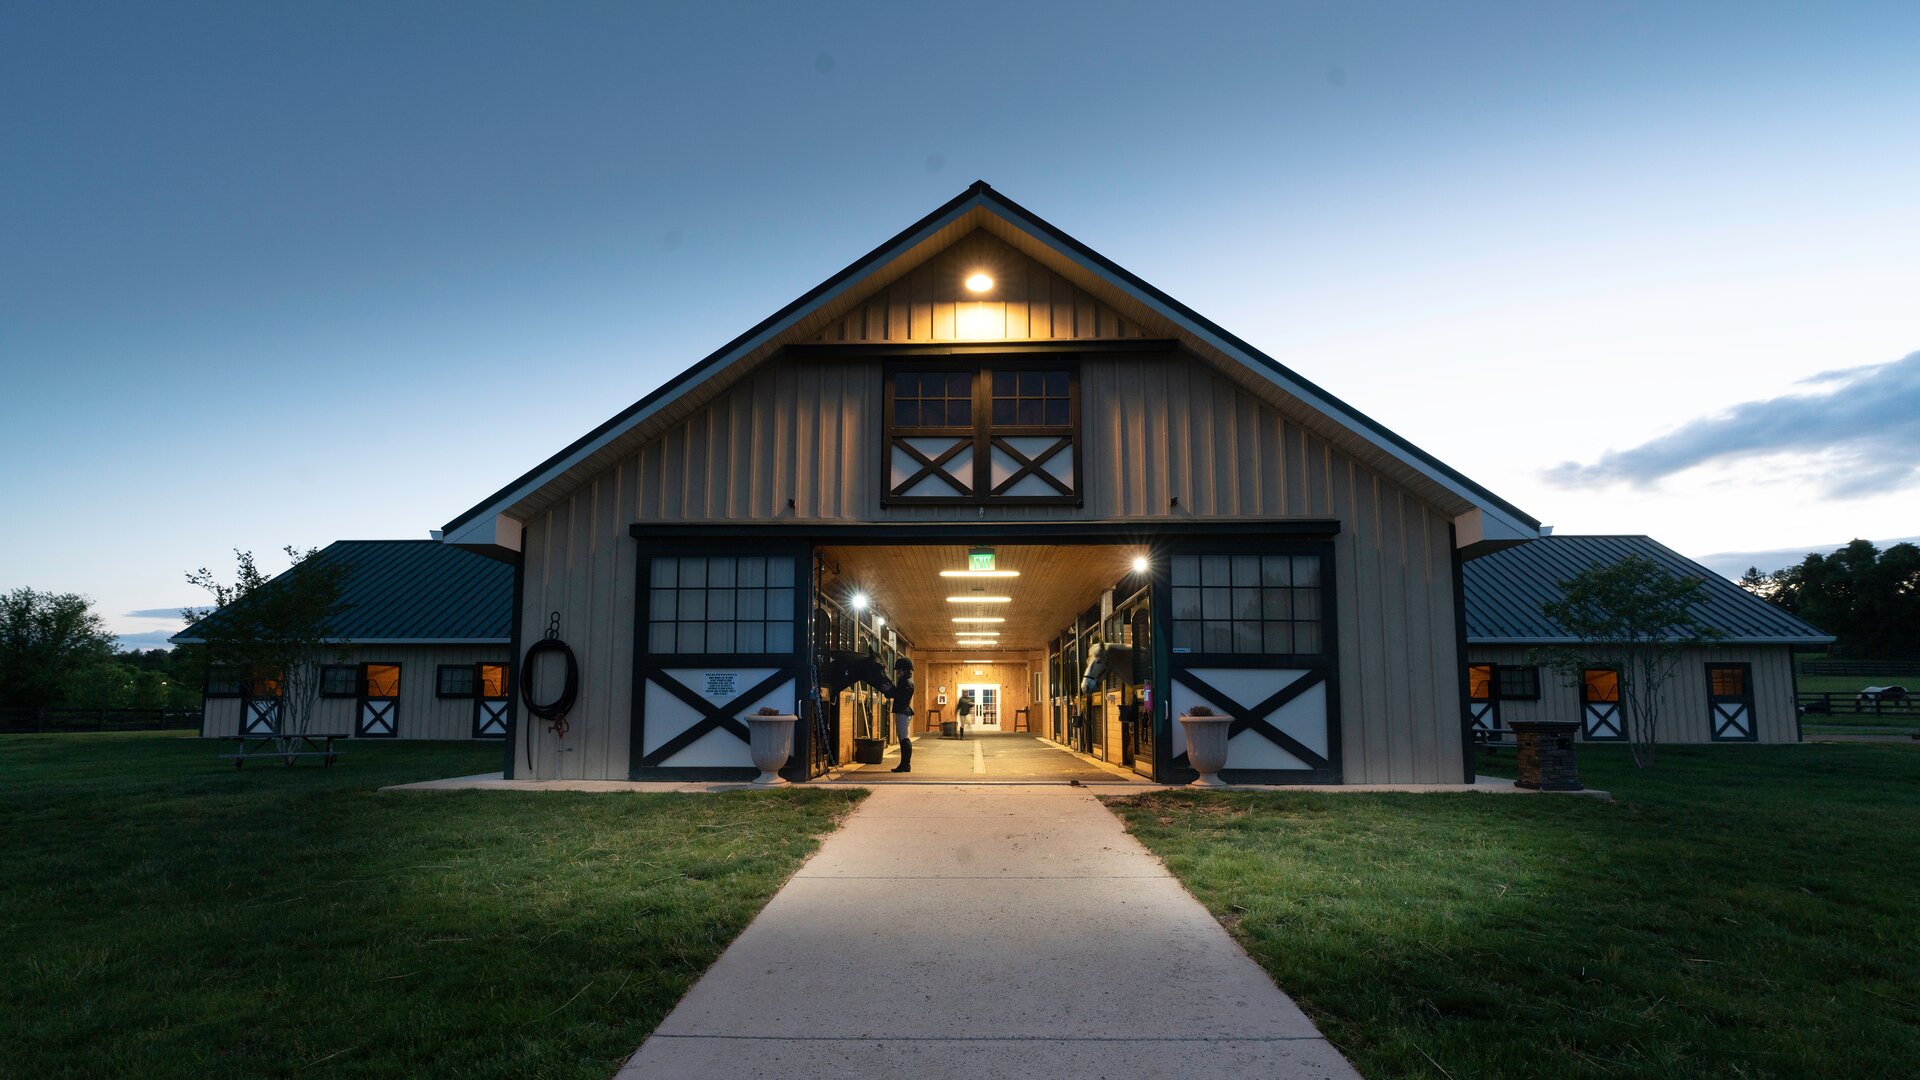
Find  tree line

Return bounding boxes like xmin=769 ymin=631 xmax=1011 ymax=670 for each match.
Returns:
xmin=0 ymin=588 xmax=204 ymax=709
xmin=1740 ymin=540 xmax=1920 ymax=659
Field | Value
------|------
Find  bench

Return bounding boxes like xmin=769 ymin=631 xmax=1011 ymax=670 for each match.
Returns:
xmin=219 ymin=733 xmax=348 ymax=768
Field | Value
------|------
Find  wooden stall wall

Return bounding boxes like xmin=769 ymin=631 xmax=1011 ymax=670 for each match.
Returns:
xmin=1468 ymin=645 xmax=1800 ymax=744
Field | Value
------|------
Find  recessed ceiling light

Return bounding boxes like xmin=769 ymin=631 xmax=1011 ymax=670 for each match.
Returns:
xmin=965 ymin=272 xmax=993 ymax=292
xmin=945 ymin=596 xmax=1011 ymax=603
xmin=959 ymin=639 xmax=995 ymax=646
xmin=938 ymin=570 xmax=1020 ymax=578
xmin=956 ymin=631 xmax=1000 ymax=638
xmin=952 ymin=616 xmax=1005 ymax=624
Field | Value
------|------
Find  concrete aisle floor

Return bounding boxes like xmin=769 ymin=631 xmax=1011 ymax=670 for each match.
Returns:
xmin=616 ymin=785 xmax=1361 ymax=1079
xmin=831 ymin=731 xmax=1139 ymax=784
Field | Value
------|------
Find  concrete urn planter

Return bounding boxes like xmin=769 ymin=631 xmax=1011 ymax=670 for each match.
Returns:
xmin=747 ymin=712 xmax=798 ymax=786
xmin=1179 ymin=711 xmax=1232 ymax=787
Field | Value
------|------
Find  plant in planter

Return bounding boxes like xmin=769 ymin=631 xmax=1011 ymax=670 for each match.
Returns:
xmin=1178 ymin=704 xmax=1232 ymax=787
xmin=746 ymin=704 xmax=798 ymax=786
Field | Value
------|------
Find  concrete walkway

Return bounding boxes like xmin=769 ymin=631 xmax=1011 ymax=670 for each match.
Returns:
xmin=616 ymin=784 xmax=1361 ymax=1079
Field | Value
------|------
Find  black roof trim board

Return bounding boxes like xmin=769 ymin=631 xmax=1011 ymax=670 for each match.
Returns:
xmin=443 ymin=181 xmax=1537 ymax=537
xmin=1463 ymin=534 xmax=1833 ymax=646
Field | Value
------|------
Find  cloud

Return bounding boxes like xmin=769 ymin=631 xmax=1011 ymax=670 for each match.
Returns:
xmin=114 ymin=629 xmax=184 ymax=651
xmin=1691 ymin=535 xmax=1920 ymax=580
xmin=124 ymin=607 xmax=190 ymax=620
xmin=1546 ymin=351 xmax=1920 ymax=497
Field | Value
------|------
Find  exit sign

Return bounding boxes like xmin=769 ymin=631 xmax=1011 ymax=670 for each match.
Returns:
xmin=968 ymin=548 xmax=996 ymax=572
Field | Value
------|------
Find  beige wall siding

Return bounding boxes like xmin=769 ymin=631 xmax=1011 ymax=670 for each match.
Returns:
xmin=513 ymin=351 xmax=1467 ymax=784
xmin=199 ymin=644 xmax=508 ymax=740
xmin=1469 ymin=645 xmax=1800 ymax=744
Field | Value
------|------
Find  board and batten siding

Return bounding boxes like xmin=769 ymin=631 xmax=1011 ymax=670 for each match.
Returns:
xmin=1469 ymin=644 xmax=1800 ymax=744
xmin=199 ymin=644 xmax=508 ymax=740
xmin=510 ymin=351 xmax=1468 ymax=784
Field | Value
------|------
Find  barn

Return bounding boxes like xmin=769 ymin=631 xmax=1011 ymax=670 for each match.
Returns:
xmin=440 ymin=182 xmax=1545 ymax=785
xmin=177 ymin=540 xmax=513 ymax=741
xmin=1463 ymin=535 xmax=1832 ymax=744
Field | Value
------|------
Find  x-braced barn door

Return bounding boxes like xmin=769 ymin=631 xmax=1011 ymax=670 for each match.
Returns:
xmin=242 ymin=681 xmax=282 ymax=735
xmin=1581 ymin=668 xmax=1625 ymax=740
xmin=472 ymin=662 xmax=510 ymax=738
xmin=1466 ymin=663 xmax=1499 ymax=737
xmin=1707 ymin=663 xmax=1755 ymax=741
xmin=1160 ymin=545 xmax=1341 ymax=784
xmin=357 ymin=663 xmax=401 ymax=737
xmin=632 ymin=544 xmax=810 ymax=780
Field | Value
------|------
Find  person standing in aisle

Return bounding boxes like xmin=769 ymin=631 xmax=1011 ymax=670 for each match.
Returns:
xmin=889 ymin=657 xmax=916 ymax=773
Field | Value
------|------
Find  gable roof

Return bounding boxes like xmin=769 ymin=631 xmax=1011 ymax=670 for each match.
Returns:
xmin=172 ymin=540 xmax=512 ymax=645
xmin=1464 ymin=535 xmax=1832 ymax=646
xmin=441 ymin=181 xmax=1539 ymax=549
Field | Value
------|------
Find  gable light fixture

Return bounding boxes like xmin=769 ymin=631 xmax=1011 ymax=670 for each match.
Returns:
xmin=965 ymin=272 xmax=993 ymax=292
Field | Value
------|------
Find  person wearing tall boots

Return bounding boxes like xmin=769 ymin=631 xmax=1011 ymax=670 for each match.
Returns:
xmin=889 ymin=657 xmax=916 ymax=773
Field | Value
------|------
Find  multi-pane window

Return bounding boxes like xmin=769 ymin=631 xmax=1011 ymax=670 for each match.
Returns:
xmin=437 ymin=665 xmax=477 ymax=698
xmin=1170 ymin=554 xmax=1323 ymax=655
xmin=320 ymin=665 xmax=359 ymax=697
xmin=990 ymin=370 xmax=1070 ymax=426
xmin=1708 ymin=665 xmax=1747 ymax=700
xmin=648 ymin=555 xmax=797 ymax=655
xmin=892 ymin=371 xmax=972 ymax=428
xmin=1497 ymin=665 xmax=1541 ymax=700
xmin=206 ymin=669 xmax=243 ymax=697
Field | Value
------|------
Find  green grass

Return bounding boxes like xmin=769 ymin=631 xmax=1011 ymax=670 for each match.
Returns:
xmin=0 ymin=732 xmax=864 ymax=1079
xmin=1104 ymin=745 xmax=1920 ymax=1079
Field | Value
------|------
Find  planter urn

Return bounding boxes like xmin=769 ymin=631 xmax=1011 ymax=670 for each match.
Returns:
xmin=747 ymin=713 xmax=798 ymax=786
xmin=1179 ymin=711 xmax=1233 ymax=787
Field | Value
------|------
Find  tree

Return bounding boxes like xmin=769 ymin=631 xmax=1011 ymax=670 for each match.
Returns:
xmin=185 ymin=548 xmax=348 ymax=739
xmin=1532 ymin=555 xmax=1720 ymax=768
xmin=1760 ymin=540 xmax=1920 ymax=658
xmin=0 ymin=589 xmax=117 ymax=707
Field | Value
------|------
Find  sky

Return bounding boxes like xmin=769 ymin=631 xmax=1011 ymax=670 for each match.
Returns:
xmin=2 ymin=2 xmax=1916 ymax=649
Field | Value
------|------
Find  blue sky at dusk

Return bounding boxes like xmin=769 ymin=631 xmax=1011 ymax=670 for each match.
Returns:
xmin=3 ymin=2 xmax=1917 ymax=647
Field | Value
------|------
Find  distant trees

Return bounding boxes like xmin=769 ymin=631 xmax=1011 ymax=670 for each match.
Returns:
xmin=0 ymin=589 xmax=119 ymax=708
xmin=1533 ymin=555 xmax=1720 ymax=768
xmin=1744 ymin=540 xmax=1920 ymax=659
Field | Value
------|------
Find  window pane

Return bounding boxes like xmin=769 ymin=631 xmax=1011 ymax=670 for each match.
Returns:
xmin=649 ymin=623 xmax=677 ymax=653
xmin=1230 ymin=587 xmax=1259 ymax=620
xmin=948 ymin=372 xmax=971 ymax=396
xmin=677 ymin=623 xmax=705 ymax=652
xmin=1019 ymin=370 xmax=1042 ymax=395
xmin=1262 ymin=556 xmax=1292 ymax=587
xmin=1045 ymin=400 xmax=1069 ymax=425
xmin=1233 ymin=621 xmax=1262 ymax=652
xmin=769 ymin=558 xmax=795 ymax=587
xmin=439 ymin=666 xmax=475 ymax=696
xmin=1173 ymin=622 xmax=1199 ymax=652
xmin=1294 ymin=589 xmax=1321 ymax=621
xmin=768 ymin=588 xmax=795 ymax=620
xmin=650 ymin=557 xmax=678 ymax=587
xmin=993 ymin=399 xmax=1015 ymax=425
xmin=649 ymin=589 xmax=677 ymax=620
xmin=678 ymin=590 xmax=706 ymax=621
xmin=896 ymin=372 xmax=921 ymax=396
xmin=896 ymin=400 xmax=919 ymax=426
xmin=1045 ymin=370 xmax=1068 ymax=396
xmin=993 ymin=370 xmax=1014 ymax=395
xmin=1294 ymin=624 xmax=1322 ymax=654
xmin=707 ymin=623 xmax=735 ymax=653
xmin=1264 ymin=623 xmax=1294 ymax=654
xmin=766 ymin=623 xmax=794 ymax=653
xmin=707 ymin=557 xmax=736 ymax=587
xmin=1231 ymin=555 xmax=1260 ymax=585
xmin=738 ymin=557 xmax=765 ymax=587
xmin=1171 ymin=555 xmax=1199 ymax=587
xmin=735 ymin=622 xmax=764 ymax=653
xmin=1263 ymin=590 xmax=1292 ymax=620
xmin=1172 ymin=587 xmax=1201 ymax=620
xmin=1202 ymin=588 xmax=1230 ymax=620
xmin=679 ymin=558 xmax=706 ymax=588
xmin=1016 ymin=400 xmax=1040 ymax=425
xmin=945 ymin=400 xmax=969 ymax=426
xmin=737 ymin=589 xmax=765 ymax=619
xmin=708 ymin=589 xmax=735 ymax=620
xmin=1201 ymin=556 xmax=1230 ymax=587
xmin=1293 ymin=556 xmax=1320 ymax=588
xmin=1203 ymin=623 xmax=1233 ymax=652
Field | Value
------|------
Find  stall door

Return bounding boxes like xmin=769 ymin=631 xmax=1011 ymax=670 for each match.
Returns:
xmin=357 ymin=663 xmax=400 ymax=737
xmin=1707 ymin=663 xmax=1755 ymax=741
xmin=634 ymin=549 xmax=808 ymax=779
xmin=472 ymin=662 xmax=510 ymax=738
xmin=1581 ymin=668 xmax=1625 ymax=740
xmin=242 ymin=679 xmax=282 ymax=735
xmin=1164 ymin=548 xmax=1340 ymax=784
xmin=1466 ymin=663 xmax=1499 ymax=737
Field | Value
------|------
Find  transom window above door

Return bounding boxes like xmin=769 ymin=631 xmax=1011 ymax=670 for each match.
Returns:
xmin=883 ymin=362 xmax=1080 ymax=506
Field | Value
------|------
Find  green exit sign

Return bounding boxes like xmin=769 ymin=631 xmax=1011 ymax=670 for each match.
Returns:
xmin=968 ymin=548 xmax=996 ymax=572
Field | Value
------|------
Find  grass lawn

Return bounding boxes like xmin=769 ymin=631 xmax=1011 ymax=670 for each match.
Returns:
xmin=0 ymin=732 xmax=864 ymax=1079
xmin=1105 ymin=744 xmax=1920 ymax=1079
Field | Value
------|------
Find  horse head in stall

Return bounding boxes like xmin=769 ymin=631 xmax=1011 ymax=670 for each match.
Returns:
xmin=822 ymin=650 xmax=896 ymax=697
xmin=1081 ymin=641 xmax=1134 ymax=693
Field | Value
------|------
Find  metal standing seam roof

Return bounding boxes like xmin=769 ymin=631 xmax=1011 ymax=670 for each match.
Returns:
xmin=1464 ymin=535 xmax=1833 ymax=646
xmin=172 ymin=540 xmax=512 ymax=644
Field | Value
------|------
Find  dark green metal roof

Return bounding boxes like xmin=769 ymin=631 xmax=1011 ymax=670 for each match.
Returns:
xmin=173 ymin=540 xmax=511 ymax=644
xmin=1464 ymin=535 xmax=1831 ymax=646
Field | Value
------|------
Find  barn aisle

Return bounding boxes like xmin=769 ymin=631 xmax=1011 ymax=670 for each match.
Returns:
xmin=615 ymin=785 xmax=1360 ymax=1079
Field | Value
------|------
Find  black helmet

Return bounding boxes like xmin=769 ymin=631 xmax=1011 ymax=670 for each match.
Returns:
xmin=893 ymin=656 xmax=914 ymax=673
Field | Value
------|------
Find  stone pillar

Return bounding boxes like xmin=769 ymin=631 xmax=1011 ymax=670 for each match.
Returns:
xmin=1509 ymin=720 xmax=1584 ymax=792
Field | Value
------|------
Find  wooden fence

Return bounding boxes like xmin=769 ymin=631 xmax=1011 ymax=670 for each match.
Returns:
xmin=1796 ymin=692 xmax=1920 ymax=718
xmin=1799 ymin=660 xmax=1920 ymax=677
xmin=0 ymin=707 xmax=202 ymax=734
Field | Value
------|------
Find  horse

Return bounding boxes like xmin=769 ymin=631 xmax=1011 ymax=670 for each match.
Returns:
xmin=821 ymin=651 xmax=896 ymax=697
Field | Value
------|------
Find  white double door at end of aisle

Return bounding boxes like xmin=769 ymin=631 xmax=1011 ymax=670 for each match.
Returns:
xmin=957 ymin=683 xmax=1000 ymax=730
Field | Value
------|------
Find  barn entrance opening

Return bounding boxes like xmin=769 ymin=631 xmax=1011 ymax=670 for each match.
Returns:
xmin=811 ymin=542 xmax=1155 ymax=783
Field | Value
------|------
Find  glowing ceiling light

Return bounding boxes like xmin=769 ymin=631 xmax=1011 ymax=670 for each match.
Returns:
xmin=945 ymin=596 xmax=1011 ymax=604
xmin=851 ymin=593 xmax=868 ymax=610
xmin=874 ymin=616 xmax=886 ymax=627
xmin=1132 ymin=555 xmax=1149 ymax=573
xmin=965 ymin=272 xmax=993 ymax=292
xmin=956 ymin=631 xmax=1000 ymax=637
xmin=959 ymin=639 xmax=995 ymax=646
xmin=952 ymin=616 xmax=1005 ymax=624
xmin=938 ymin=569 xmax=1019 ymax=578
